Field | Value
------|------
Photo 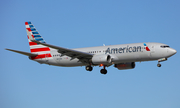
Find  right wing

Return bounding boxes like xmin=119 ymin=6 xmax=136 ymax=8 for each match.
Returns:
xmin=5 ymin=48 xmax=38 ymax=56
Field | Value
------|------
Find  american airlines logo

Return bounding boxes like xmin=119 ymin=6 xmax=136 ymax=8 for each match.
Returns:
xmin=105 ymin=46 xmax=143 ymax=54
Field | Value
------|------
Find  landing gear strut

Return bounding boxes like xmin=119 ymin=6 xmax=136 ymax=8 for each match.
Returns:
xmin=157 ymin=58 xmax=167 ymax=67
xmin=100 ymin=65 xmax=107 ymax=74
xmin=86 ymin=66 xmax=93 ymax=71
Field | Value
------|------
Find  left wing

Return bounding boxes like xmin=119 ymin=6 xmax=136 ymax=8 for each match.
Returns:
xmin=32 ymin=40 xmax=93 ymax=61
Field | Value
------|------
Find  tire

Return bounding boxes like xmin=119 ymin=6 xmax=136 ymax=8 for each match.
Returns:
xmin=86 ymin=66 xmax=93 ymax=71
xmin=100 ymin=69 xmax=107 ymax=74
xmin=157 ymin=64 xmax=161 ymax=67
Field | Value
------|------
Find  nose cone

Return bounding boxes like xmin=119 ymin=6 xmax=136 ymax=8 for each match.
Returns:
xmin=168 ymin=48 xmax=177 ymax=56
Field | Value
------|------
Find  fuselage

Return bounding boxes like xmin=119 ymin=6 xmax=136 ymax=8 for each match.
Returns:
xmin=34 ymin=42 xmax=176 ymax=67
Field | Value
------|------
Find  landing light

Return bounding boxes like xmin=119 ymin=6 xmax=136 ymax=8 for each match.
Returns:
xmin=99 ymin=64 xmax=103 ymax=67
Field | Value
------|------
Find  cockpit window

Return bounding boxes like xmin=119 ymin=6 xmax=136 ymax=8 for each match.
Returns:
xmin=161 ymin=45 xmax=170 ymax=48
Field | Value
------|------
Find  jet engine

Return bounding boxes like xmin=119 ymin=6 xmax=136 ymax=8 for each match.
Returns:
xmin=92 ymin=54 xmax=111 ymax=65
xmin=114 ymin=62 xmax=135 ymax=70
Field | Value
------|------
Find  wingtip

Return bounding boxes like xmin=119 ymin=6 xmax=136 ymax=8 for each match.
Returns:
xmin=5 ymin=48 xmax=13 ymax=51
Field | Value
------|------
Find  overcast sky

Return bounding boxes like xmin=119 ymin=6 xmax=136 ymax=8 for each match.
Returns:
xmin=1 ymin=0 xmax=180 ymax=108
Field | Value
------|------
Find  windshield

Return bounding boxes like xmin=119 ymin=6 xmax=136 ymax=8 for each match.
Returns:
xmin=160 ymin=45 xmax=170 ymax=48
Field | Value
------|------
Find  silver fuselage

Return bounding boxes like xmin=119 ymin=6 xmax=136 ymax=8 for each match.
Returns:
xmin=34 ymin=42 xmax=176 ymax=67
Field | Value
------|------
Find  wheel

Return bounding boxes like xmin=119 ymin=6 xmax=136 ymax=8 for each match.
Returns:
xmin=157 ymin=64 xmax=161 ymax=67
xmin=86 ymin=66 xmax=93 ymax=71
xmin=89 ymin=66 xmax=93 ymax=71
xmin=100 ymin=69 xmax=107 ymax=74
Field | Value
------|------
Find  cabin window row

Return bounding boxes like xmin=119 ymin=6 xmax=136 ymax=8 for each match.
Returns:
xmin=88 ymin=50 xmax=106 ymax=54
xmin=53 ymin=54 xmax=61 ymax=57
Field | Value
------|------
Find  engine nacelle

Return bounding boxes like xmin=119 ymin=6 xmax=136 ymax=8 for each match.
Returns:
xmin=92 ymin=54 xmax=111 ymax=65
xmin=114 ymin=62 xmax=135 ymax=70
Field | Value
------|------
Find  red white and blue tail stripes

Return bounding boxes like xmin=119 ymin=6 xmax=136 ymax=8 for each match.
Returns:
xmin=144 ymin=43 xmax=150 ymax=51
xmin=25 ymin=22 xmax=52 ymax=60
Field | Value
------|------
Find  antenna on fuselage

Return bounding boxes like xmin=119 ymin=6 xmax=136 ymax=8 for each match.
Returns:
xmin=103 ymin=44 xmax=105 ymax=46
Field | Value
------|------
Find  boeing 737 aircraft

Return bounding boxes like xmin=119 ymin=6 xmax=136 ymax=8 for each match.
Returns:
xmin=6 ymin=22 xmax=177 ymax=74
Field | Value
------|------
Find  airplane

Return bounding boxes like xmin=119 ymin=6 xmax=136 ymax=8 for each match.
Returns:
xmin=6 ymin=22 xmax=177 ymax=74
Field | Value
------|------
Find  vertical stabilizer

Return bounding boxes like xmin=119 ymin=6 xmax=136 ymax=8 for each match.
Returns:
xmin=25 ymin=22 xmax=52 ymax=60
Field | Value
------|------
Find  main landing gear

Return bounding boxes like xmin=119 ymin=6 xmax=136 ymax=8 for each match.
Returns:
xmin=85 ymin=65 xmax=108 ymax=74
xmin=100 ymin=65 xmax=107 ymax=75
xmin=85 ymin=65 xmax=93 ymax=71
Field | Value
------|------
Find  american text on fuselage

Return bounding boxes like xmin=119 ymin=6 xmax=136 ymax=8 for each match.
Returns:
xmin=105 ymin=45 xmax=142 ymax=54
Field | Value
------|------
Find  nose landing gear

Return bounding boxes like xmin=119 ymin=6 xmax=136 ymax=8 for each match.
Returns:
xmin=157 ymin=63 xmax=161 ymax=67
xmin=157 ymin=58 xmax=167 ymax=67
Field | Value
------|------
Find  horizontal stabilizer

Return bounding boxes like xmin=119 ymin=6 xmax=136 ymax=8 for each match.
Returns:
xmin=5 ymin=48 xmax=38 ymax=56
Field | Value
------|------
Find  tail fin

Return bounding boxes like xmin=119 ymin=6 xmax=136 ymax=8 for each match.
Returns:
xmin=25 ymin=22 xmax=52 ymax=59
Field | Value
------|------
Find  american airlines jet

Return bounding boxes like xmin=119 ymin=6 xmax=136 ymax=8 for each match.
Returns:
xmin=6 ymin=22 xmax=177 ymax=74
